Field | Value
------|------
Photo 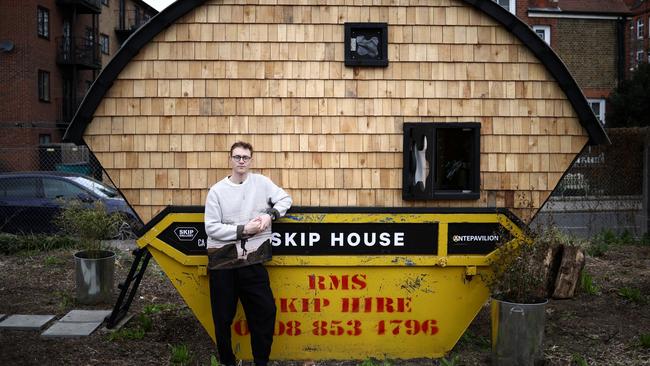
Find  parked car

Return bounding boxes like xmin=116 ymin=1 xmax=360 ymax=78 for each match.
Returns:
xmin=0 ymin=171 xmax=141 ymax=237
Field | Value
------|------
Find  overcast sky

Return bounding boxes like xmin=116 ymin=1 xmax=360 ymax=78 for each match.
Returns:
xmin=143 ymin=0 xmax=176 ymax=11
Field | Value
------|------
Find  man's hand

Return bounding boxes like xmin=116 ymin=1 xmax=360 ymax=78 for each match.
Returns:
xmin=257 ymin=213 xmax=272 ymax=231
xmin=243 ymin=218 xmax=262 ymax=235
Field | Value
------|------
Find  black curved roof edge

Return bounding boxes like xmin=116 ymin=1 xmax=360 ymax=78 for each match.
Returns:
xmin=64 ymin=0 xmax=609 ymax=145
xmin=137 ymin=205 xmax=528 ymax=238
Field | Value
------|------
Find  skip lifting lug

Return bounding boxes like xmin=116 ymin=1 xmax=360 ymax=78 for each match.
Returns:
xmin=464 ymin=266 xmax=477 ymax=283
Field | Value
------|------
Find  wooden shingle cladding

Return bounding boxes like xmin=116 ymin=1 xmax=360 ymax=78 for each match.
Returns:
xmin=81 ymin=0 xmax=590 ymax=223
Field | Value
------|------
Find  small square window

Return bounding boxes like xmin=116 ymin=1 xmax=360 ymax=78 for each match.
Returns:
xmin=532 ymin=25 xmax=551 ymax=45
xmin=493 ymin=0 xmax=516 ymax=15
xmin=37 ymin=6 xmax=49 ymax=39
xmin=39 ymin=134 xmax=51 ymax=145
xmin=344 ymin=23 xmax=388 ymax=67
xmin=587 ymin=99 xmax=606 ymax=125
xmin=100 ymin=34 xmax=110 ymax=54
xmin=403 ymin=123 xmax=481 ymax=200
xmin=38 ymin=70 xmax=50 ymax=102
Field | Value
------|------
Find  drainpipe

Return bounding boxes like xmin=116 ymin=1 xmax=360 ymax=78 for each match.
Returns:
xmin=616 ymin=16 xmax=626 ymax=85
xmin=119 ymin=0 xmax=125 ymax=30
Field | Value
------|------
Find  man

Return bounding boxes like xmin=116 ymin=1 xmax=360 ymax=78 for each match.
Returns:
xmin=204 ymin=141 xmax=292 ymax=366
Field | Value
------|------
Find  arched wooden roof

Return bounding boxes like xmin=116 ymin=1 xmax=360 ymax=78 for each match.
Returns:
xmin=64 ymin=0 xmax=609 ymax=145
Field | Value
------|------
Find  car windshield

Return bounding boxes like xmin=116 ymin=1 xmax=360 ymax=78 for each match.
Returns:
xmin=69 ymin=176 xmax=119 ymax=199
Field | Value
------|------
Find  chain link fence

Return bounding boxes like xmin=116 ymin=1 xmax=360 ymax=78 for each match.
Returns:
xmin=536 ymin=127 xmax=649 ymax=237
xmin=0 ymin=143 xmax=140 ymax=237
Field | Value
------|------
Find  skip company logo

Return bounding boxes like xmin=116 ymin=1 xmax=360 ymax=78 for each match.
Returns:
xmin=174 ymin=227 xmax=198 ymax=241
xmin=452 ymin=234 xmax=499 ymax=243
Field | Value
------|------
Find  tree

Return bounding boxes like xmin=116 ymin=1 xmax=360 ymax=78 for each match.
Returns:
xmin=607 ymin=63 xmax=650 ymax=128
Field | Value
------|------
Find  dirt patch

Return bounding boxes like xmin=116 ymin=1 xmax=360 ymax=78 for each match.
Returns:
xmin=1 ymin=245 xmax=649 ymax=365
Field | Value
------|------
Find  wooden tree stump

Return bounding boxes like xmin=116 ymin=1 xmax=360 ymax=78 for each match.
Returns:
xmin=552 ymin=245 xmax=586 ymax=299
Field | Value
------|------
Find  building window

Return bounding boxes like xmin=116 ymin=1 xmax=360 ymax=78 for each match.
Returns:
xmin=493 ymin=0 xmax=516 ymax=15
xmin=403 ymin=123 xmax=481 ymax=200
xmin=101 ymin=0 xmax=108 ymax=6
xmin=637 ymin=19 xmax=645 ymax=39
xmin=100 ymin=34 xmax=109 ymax=54
xmin=532 ymin=25 xmax=551 ymax=45
xmin=587 ymin=99 xmax=606 ymax=125
xmin=37 ymin=6 xmax=49 ymax=39
xmin=638 ymin=50 xmax=645 ymax=65
xmin=39 ymin=134 xmax=51 ymax=145
xmin=38 ymin=70 xmax=50 ymax=102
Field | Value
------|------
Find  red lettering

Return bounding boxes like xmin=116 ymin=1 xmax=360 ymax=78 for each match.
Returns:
xmin=376 ymin=319 xmax=439 ymax=336
xmin=279 ymin=298 xmax=331 ymax=312
xmin=280 ymin=298 xmax=298 ymax=312
xmin=341 ymin=297 xmax=412 ymax=312
xmin=351 ymin=274 xmax=367 ymax=289
xmin=234 ymin=320 xmax=249 ymax=336
xmin=307 ymin=274 xmax=367 ymax=290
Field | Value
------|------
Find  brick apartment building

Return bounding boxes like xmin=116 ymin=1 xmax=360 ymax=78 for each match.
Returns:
xmin=494 ymin=0 xmax=631 ymax=126
xmin=626 ymin=0 xmax=650 ymax=73
xmin=0 ymin=0 xmax=156 ymax=171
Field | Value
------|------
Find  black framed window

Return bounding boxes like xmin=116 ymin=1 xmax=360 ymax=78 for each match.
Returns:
xmin=101 ymin=0 xmax=109 ymax=6
xmin=39 ymin=134 xmax=51 ymax=145
xmin=38 ymin=70 xmax=50 ymax=102
xmin=37 ymin=6 xmax=49 ymax=39
xmin=100 ymin=33 xmax=109 ymax=54
xmin=403 ymin=123 xmax=480 ymax=200
xmin=344 ymin=23 xmax=388 ymax=67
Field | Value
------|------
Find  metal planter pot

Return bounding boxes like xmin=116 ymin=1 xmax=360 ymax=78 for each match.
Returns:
xmin=74 ymin=250 xmax=116 ymax=304
xmin=491 ymin=298 xmax=548 ymax=366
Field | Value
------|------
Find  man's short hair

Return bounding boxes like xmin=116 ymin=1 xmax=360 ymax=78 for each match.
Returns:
xmin=230 ymin=141 xmax=253 ymax=156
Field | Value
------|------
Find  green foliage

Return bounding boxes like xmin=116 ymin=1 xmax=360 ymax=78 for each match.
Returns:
xmin=607 ymin=63 xmax=650 ymax=127
xmin=579 ymin=271 xmax=600 ymax=295
xmin=587 ymin=229 xmax=643 ymax=256
xmin=108 ymin=312 xmax=153 ymax=341
xmin=169 ymin=344 xmax=192 ymax=366
xmin=571 ymin=354 xmax=589 ymax=366
xmin=359 ymin=357 xmax=393 ymax=366
xmin=439 ymin=354 xmax=461 ymax=366
xmin=209 ymin=355 xmax=222 ymax=366
xmin=458 ymin=329 xmax=490 ymax=349
xmin=618 ymin=287 xmax=646 ymax=304
xmin=44 ymin=255 xmax=66 ymax=266
xmin=143 ymin=303 xmax=177 ymax=315
xmin=54 ymin=290 xmax=75 ymax=311
xmin=0 ymin=233 xmax=76 ymax=255
xmin=55 ymin=200 xmax=124 ymax=254
xmin=108 ymin=327 xmax=145 ymax=341
xmin=639 ymin=333 xmax=650 ymax=348
xmin=484 ymin=229 xmax=564 ymax=303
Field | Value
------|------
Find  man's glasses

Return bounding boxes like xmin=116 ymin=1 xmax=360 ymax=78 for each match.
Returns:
xmin=231 ymin=155 xmax=252 ymax=162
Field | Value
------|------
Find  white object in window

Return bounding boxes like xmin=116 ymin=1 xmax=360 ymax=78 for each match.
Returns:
xmin=532 ymin=25 xmax=551 ymax=45
xmin=587 ymin=99 xmax=606 ymax=125
xmin=493 ymin=0 xmax=516 ymax=15
xmin=637 ymin=18 xmax=645 ymax=39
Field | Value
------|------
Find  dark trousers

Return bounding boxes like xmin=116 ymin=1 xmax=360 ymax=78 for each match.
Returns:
xmin=209 ymin=264 xmax=276 ymax=366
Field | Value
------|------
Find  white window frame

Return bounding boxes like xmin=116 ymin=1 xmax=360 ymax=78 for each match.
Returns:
xmin=638 ymin=50 xmax=645 ymax=64
xmin=587 ymin=99 xmax=606 ymax=125
xmin=493 ymin=0 xmax=516 ymax=15
xmin=638 ymin=18 xmax=645 ymax=39
xmin=532 ymin=25 xmax=551 ymax=45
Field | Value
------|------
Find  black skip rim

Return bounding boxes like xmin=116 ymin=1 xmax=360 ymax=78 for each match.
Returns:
xmin=137 ymin=205 xmax=528 ymax=238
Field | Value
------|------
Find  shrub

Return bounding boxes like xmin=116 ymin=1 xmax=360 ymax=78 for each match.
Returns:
xmin=0 ymin=233 xmax=76 ymax=255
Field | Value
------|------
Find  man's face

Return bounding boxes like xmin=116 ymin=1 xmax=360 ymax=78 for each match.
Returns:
xmin=230 ymin=147 xmax=252 ymax=175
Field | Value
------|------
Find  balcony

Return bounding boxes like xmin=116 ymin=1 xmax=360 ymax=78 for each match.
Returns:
xmin=56 ymin=95 xmax=87 ymax=127
xmin=115 ymin=9 xmax=152 ymax=44
xmin=56 ymin=37 xmax=101 ymax=70
xmin=56 ymin=0 xmax=101 ymax=14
